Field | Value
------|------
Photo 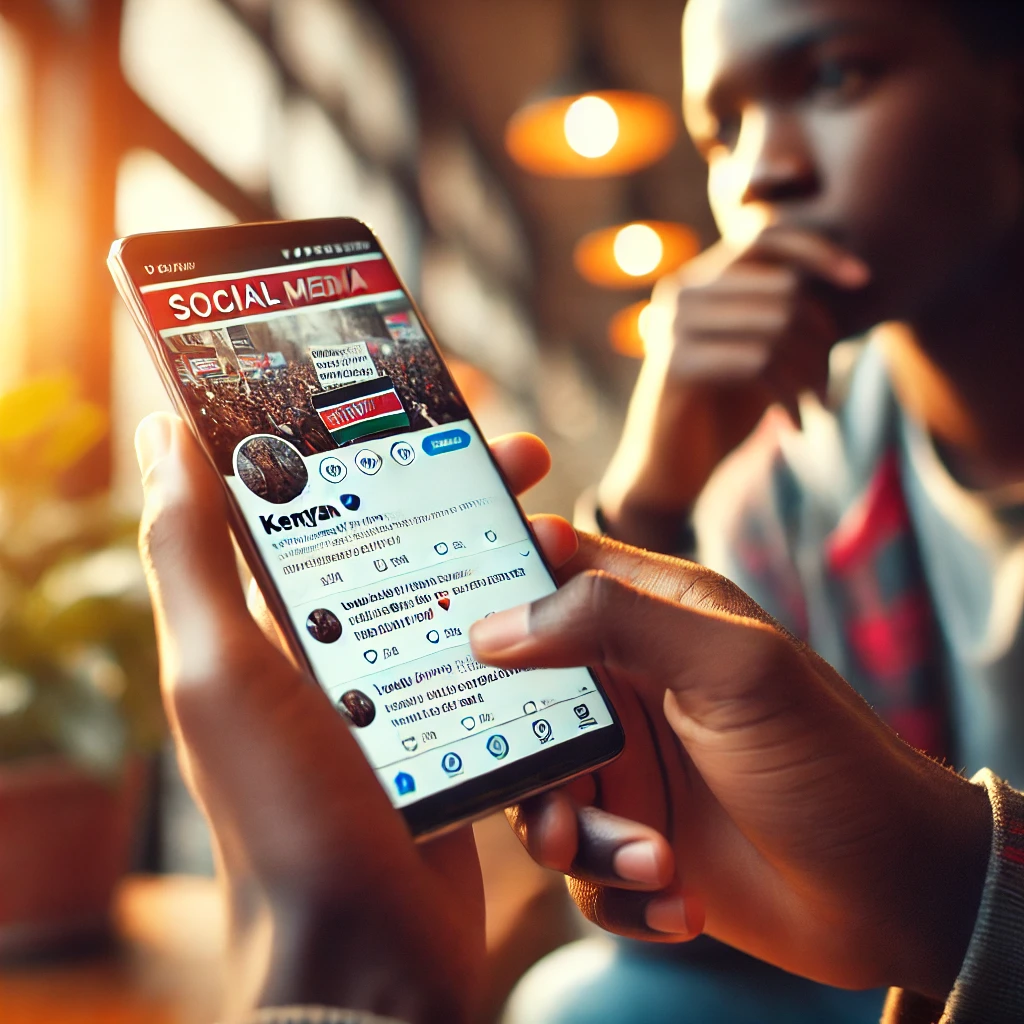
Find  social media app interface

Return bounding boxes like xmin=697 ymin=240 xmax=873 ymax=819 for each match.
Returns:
xmin=138 ymin=245 xmax=614 ymax=805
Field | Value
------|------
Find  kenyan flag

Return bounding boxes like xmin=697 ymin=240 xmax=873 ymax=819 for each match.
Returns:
xmin=312 ymin=375 xmax=410 ymax=444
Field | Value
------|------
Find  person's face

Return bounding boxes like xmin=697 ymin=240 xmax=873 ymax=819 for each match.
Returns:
xmin=683 ymin=0 xmax=1024 ymax=334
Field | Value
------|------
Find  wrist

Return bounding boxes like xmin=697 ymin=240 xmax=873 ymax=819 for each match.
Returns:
xmin=592 ymin=483 xmax=697 ymax=553
xmin=224 ymin=882 xmax=474 ymax=1024
xmin=270 ymin=895 xmax=472 ymax=1024
xmin=941 ymin=770 xmax=1024 ymax=1021
xmin=887 ymin=764 xmax=991 ymax=1001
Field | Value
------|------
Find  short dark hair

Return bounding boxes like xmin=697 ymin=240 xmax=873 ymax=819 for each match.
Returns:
xmin=938 ymin=0 xmax=1024 ymax=56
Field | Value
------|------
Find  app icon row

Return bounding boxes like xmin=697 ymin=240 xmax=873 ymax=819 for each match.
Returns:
xmin=392 ymin=725 xmax=554 ymax=796
xmin=318 ymin=440 xmax=415 ymax=484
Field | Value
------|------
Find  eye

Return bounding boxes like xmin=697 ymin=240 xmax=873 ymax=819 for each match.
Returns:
xmin=809 ymin=56 xmax=873 ymax=104
xmin=712 ymin=112 xmax=741 ymax=152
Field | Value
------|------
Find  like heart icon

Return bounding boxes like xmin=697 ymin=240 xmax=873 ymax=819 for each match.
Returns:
xmin=437 ymin=597 xmax=451 ymax=611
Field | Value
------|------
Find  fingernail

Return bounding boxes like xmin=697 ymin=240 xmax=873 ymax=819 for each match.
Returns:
xmin=838 ymin=257 xmax=870 ymax=287
xmin=645 ymin=894 xmax=691 ymax=935
xmin=613 ymin=841 xmax=663 ymax=885
xmin=135 ymin=415 xmax=173 ymax=477
xmin=469 ymin=605 xmax=530 ymax=654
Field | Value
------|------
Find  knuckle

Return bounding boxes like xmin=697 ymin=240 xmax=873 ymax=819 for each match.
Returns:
xmin=504 ymin=804 xmax=527 ymax=841
xmin=676 ymin=565 xmax=767 ymax=622
xmin=777 ymin=266 xmax=801 ymax=290
xmin=577 ymin=570 xmax=623 ymax=621
xmin=764 ymin=306 xmax=792 ymax=335
xmin=138 ymin=493 xmax=194 ymax=573
xmin=565 ymin=877 xmax=658 ymax=941
xmin=565 ymin=875 xmax=607 ymax=928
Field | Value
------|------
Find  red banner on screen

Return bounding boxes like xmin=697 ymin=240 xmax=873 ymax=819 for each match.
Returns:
xmin=142 ymin=257 xmax=402 ymax=332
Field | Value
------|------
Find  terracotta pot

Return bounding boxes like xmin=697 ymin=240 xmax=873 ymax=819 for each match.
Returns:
xmin=0 ymin=757 xmax=145 ymax=958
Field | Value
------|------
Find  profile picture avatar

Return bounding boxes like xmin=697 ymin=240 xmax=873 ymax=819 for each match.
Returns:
xmin=234 ymin=434 xmax=308 ymax=504
xmin=338 ymin=690 xmax=376 ymax=728
xmin=306 ymin=608 xmax=342 ymax=644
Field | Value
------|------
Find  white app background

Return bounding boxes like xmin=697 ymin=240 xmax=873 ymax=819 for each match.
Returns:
xmin=227 ymin=420 xmax=614 ymax=804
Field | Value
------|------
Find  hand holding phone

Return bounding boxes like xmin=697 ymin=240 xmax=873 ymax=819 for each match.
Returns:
xmin=481 ymin=534 xmax=990 ymax=1002
xmin=110 ymin=218 xmax=623 ymax=836
xmin=136 ymin=410 xmax=495 ymax=1020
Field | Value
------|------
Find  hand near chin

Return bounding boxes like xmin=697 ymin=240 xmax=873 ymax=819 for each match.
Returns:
xmin=472 ymin=534 xmax=991 ymax=1003
xmin=597 ymin=226 xmax=870 ymax=550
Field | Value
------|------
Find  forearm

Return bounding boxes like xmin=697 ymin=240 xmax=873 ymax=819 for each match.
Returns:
xmin=598 ymin=362 xmax=766 ymax=552
xmin=598 ymin=385 xmax=721 ymax=552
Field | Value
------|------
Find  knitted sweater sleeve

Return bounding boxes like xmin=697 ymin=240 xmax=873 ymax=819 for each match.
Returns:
xmin=883 ymin=770 xmax=1024 ymax=1024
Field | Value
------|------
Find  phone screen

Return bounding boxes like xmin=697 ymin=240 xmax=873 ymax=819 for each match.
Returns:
xmin=117 ymin=221 xmax=620 ymax=826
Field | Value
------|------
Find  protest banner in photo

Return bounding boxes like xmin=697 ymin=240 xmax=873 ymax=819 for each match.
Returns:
xmin=310 ymin=341 xmax=378 ymax=389
xmin=312 ymin=375 xmax=410 ymax=444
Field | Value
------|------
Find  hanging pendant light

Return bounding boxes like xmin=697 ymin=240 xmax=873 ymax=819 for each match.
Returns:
xmin=506 ymin=90 xmax=676 ymax=178
xmin=575 ymin=220 xmax=698 ymax=288
xmin=504 ymin=3 xmax=676 ymax=177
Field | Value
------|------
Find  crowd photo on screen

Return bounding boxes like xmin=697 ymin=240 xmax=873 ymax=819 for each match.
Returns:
xmin=161 ymin=297 xmax=469 ymax=476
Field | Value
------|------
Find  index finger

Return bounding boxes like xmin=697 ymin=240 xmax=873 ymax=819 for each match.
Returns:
xmin=741 ymin=227 xmax=870 ymax=290
xmin=488 ymin=432 xmax=551 ymax=496
xmin=558 ymin=532 xmax=770 ymax=624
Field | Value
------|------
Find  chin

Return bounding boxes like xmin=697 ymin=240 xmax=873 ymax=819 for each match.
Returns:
xmin=830 ymin=285 xmax=895 ymax=340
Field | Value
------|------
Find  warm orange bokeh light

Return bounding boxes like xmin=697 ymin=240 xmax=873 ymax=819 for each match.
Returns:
xmin=575 ymin=220 xmax=699 ymax=288
xmin=505 ymin=90 xmax=676 ymax=178
xmin=609 ymin=297 xmax=675 ymax=358
xmin=608 ymin=300 xmax=649 ymax=358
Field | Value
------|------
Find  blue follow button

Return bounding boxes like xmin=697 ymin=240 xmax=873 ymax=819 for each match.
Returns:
xmin=422 ymin=428 xmax=471 ymax=456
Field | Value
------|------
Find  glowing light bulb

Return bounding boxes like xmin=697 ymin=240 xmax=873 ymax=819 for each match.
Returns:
xmin=637 ymin=301 xmax=673 ymax=351
xmin=613 ymin=223 xmax=664 ymax=277
xmin=564 ymin=96 xmax=619 ymax=159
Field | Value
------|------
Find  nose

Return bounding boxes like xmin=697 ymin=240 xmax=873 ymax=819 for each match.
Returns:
xmin=738 ymin=106 xmax=820 ymax=206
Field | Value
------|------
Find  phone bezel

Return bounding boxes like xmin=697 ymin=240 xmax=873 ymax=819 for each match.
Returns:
xmin=109 ymin=216 xmax=624 ymax=839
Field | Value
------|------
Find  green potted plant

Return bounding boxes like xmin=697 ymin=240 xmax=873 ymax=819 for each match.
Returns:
xmin=0 ymin=377 xmax=162 ymax=956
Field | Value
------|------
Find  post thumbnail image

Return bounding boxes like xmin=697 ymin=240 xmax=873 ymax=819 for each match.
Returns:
xmin=162 ymin=297 xmax=469 ymax=490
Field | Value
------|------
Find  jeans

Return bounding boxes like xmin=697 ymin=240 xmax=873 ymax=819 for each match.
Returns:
xmin=503 ymin=935 xmax=887 ymax=1024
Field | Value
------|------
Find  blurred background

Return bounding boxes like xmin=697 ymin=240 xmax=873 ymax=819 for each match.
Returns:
xmin=0 ymin=0 xmax=714 ymax=1019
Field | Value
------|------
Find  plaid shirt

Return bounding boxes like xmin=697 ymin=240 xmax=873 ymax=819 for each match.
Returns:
xmin=694 ymin=340 xmax=949 ymax=760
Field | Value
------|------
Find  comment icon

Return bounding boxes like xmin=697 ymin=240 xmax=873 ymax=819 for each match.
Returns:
xmin=426 ymin=629 xmax=440 ymax=644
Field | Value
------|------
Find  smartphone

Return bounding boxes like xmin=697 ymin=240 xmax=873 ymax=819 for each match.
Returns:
xmin=109 ymin=217 xmax=623 ymax=837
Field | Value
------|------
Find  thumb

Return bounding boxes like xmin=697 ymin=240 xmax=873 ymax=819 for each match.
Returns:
xmin=469 ymin=569 xmax=758 ymax=695
xmin=559 ymin=533 xmax=777 ymax=627
xmin=137 ymin=413 xmax=266 ymax=664
xmin=469 ymin=568 xmax=827 ymax=743
xmin=135 ymin=413 xmax=295 ymax=748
